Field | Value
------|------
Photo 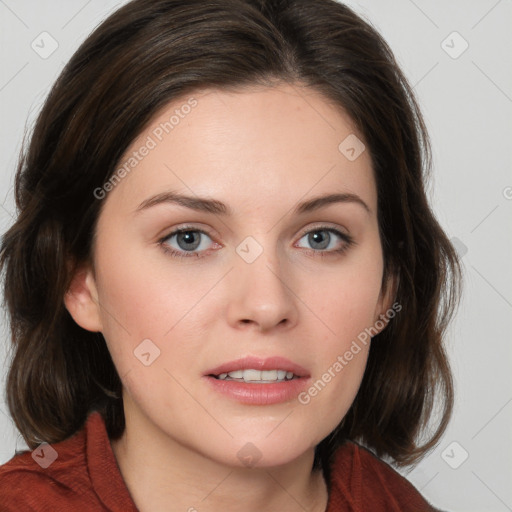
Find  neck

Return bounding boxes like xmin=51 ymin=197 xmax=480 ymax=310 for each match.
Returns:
xmin=110 ymin=404 xmax=329 ymax=512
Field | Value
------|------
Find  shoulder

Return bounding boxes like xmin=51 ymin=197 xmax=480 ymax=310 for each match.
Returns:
xmin=0 ymin=464 xmax=90 ymax=511
xmin=0 ymin=411 xmax=111 ymax=511
xmin=327 ymin=441 xmax=444 ymax=512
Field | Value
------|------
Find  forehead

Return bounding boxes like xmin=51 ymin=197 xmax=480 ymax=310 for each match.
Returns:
xmin=103 ymin=83 xmax=376 ymax=215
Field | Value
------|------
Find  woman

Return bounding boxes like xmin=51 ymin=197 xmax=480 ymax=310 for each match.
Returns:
xmin=0 ymin=0 xmax=461 ymax=510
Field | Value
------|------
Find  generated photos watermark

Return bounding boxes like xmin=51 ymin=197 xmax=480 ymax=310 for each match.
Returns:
xmin=93 ymin=97 xmax=198 ymax=200
xmin=297 ymin=301 xmax=402 ymax=405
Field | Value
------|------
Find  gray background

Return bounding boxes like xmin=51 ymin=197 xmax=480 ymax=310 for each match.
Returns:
xmin=1 ymin=1 xmax=511 ymax=511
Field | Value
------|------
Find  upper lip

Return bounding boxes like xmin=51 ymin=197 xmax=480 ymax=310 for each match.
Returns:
xmin=205 ymin=356 xmax=310 ymax=378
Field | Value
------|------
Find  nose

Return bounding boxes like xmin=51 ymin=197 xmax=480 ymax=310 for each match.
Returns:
xmin=226 ymin=242 xmax=299 ymax=333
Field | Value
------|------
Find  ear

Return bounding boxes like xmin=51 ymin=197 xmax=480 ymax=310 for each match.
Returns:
xmin=64 ymin=263 xmax=103 ymax=332
xmin=372 ymin=270 xmax=400 ymax=335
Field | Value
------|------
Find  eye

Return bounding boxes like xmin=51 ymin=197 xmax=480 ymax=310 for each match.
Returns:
xmin=158 ymin=227 xmax=216 ymax=259
xmin=158 ymin=225 xmax=354 ymax=260
xmin=295 ymin=226 xmax=354 ymax=256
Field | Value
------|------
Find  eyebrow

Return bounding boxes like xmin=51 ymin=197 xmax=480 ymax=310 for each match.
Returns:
xmin=135 ymin=191 xmax=371 ymax=216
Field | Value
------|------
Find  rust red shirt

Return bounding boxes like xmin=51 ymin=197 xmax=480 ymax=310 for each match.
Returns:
xmin=0 ymin=411 xmax=441 ymax=511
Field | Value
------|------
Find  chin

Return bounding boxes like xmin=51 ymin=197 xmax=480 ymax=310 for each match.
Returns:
xmin=210 ymin=424 xmax=322 ymax=470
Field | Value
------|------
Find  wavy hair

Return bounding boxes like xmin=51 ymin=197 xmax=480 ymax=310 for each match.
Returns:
xmin=0 ymin=0 xmax=461 ymax=479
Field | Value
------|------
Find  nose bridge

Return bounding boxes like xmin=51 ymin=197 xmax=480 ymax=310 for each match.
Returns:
xmin=228 ymin=233 xmax=297 ymax=330
xmin=235 ymin=232 xmax=285 ymax=284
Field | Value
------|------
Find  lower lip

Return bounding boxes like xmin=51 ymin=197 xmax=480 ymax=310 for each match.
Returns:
xmin=204 ymin=376 xmax=310 ymax=405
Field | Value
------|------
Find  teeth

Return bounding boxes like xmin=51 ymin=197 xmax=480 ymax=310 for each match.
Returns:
xmin=244 ymin=369 xmax=266 ymax=381
xmin=216 ymin=369 xmax=297 ymax=382
xmin=261 ymin=370 xmax=277 ymax=380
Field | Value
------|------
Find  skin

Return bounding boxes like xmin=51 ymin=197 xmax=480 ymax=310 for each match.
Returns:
xmin=65 ymin=82 xmax=395 ymax=512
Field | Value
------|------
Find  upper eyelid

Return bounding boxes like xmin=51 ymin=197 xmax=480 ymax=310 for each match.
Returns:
xmin=297 ymin=223 xmax=350 ymax=238
xmin=161 ymin=224 xmax=351 ymax=247
xmin=163 ymin=222 xmax=349 ymax=238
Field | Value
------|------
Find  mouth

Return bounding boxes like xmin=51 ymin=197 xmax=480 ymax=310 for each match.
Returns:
xmin=204 ymin=356 xmax=311 ymax=404
xmin=210 ymin=368 xmax=301 ymax=383
xmin=205 ymin=355 xmax=310 ymax=382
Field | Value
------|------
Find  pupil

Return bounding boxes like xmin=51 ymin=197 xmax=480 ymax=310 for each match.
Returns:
xmin=310 ymin=230 xmax=329 ymax=250
xmin=178 ymin=231 xmax=200 ymax=251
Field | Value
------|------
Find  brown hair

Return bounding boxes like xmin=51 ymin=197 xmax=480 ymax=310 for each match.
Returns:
xmin=0 ymin=0 xmax=461 ymax=476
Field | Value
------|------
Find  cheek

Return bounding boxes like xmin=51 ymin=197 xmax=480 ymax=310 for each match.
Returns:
xmin=292 ymin=243 xmax=383 ymax=432
xmin=92 ymin=237 xmax=220 ymax=373
xmin=304 ymin=246 xmax=384 ymax=344
xmin=295 ymin=283 xmax=375 ymax=443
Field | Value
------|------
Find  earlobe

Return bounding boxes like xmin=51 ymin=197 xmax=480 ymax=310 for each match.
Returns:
xmin=64 ymin=263 xmax=103 ymax=332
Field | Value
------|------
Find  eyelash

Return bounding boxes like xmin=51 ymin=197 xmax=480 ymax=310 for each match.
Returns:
xmin=158 ymin=225 xmax=355 ymax=260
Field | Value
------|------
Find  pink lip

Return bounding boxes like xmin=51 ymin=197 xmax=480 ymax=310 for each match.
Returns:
xmin=204 ymin=376 xmax=310 ymax=405
xmin=205 ymin=356 xmax=310 ymax=378
xmin=203 ymin=356 xmax=311 ymax=406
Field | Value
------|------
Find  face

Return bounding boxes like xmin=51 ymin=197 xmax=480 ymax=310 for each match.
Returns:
xmin=68 ymin=83 xmax=394 ymax=468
